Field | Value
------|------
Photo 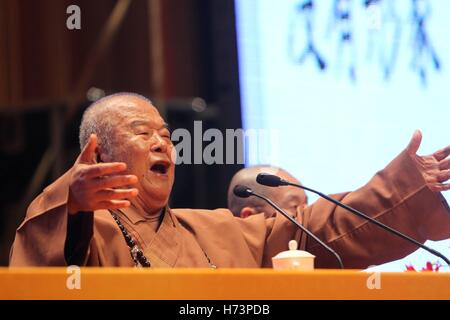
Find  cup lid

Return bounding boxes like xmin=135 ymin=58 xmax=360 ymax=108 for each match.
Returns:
xmin=272 ymin=240 xmax=316 ymax=260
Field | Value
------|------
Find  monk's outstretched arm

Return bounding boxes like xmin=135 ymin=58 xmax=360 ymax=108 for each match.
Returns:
xmin=305 ymin=148 xmax=450 ymax=269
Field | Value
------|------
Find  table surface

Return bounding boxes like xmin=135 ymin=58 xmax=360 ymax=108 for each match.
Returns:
xmin=1 ymin=268 xmax=449 ymax=300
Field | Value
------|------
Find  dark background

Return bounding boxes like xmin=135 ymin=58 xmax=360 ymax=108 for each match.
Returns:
xmin=0 ymin=0 xmax=242 ymax=265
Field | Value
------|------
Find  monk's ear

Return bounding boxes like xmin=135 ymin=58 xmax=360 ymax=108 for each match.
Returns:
xmin=97 ymin=147 xmax=111 ymax=163
xmin=240 ymin=207 xmax=257 ymax=219
xmin=96 ymin=148 xmax=109 ymax=163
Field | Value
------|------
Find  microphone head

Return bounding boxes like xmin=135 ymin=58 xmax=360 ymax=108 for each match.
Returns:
xmin=233 ymin=185 xmax=253 ymax=198
xmin=256 ymin=173 xmax=285 ymax=187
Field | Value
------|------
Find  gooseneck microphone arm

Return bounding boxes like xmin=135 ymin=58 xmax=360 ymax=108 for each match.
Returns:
xmin=256 ymin=173 xmax=450 ymax=266
xmin=233 ymin=185 xmax=344 ymax=269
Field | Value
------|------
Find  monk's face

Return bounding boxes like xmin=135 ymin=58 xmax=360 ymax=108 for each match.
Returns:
xmin=274 ymin=171 xmax=307 ymax=213
xmin=103 ymin=97 xmax=175 ymax=214
xmin=260 ymin=170 xmax=307 ymax=217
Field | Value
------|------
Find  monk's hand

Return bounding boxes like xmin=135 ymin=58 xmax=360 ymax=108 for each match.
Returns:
xmin=67 ymin=134 xmax=139 ymax=214
xmin=406 ymin=130 xmax=450 ymax=192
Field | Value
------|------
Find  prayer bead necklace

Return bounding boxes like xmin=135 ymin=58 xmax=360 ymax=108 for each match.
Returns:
xmin=110 ymin=210 xmax=216 ymax=269
xmin=111 ymin=212 xmax=151 ymax=267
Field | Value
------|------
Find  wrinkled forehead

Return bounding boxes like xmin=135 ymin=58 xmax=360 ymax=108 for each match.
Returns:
xmin=107 ymin=97 xmax=164 ymax=127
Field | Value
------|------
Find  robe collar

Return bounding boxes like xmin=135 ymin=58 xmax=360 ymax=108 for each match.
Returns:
xmin=119 ymin=205 xmax=170 ymax=225
xmin=115 ymin=205 xmax=181 ymax=267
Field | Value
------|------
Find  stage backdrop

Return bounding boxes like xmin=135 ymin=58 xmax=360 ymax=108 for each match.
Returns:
xmin=235 ymin=0 xmax=449 ymax=271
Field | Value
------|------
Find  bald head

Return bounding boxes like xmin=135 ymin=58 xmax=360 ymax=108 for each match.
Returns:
xmin=227 ymin=166 xmax=308 ymax=218
xmin=79 ymin=92 xmax=154 ymax=157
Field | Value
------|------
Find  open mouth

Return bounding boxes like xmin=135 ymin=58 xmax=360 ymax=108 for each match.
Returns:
xmin=150 ymin=161 xmax=170 ymax=175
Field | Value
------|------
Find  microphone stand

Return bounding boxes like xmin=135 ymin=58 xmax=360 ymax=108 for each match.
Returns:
xmin=286 ymin=182 xmax=450 ymax=265
xmin=250 ymin=191 xmax=344 ymax=269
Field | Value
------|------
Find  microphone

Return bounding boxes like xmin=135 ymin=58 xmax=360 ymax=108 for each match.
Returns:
xmin=233 ymin=185 xmax=253 ymax=198
xmin=256 ymin=173 xmax=450 ymax=265
xmin=233 ymin=185 xmax=344 ymax=269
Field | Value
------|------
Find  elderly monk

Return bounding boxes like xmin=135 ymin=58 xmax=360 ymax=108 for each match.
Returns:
xmin=9 ymin=93 xmax=450 ymax=268
xmin=227 ymin=166 xmax=308 ymax=218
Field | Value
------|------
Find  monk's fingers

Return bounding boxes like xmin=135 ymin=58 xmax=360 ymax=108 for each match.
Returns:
xmin=95 ymin=200 xmax=131 ymax=211
xmin=428 ymin=183 xmax=450 ymax=193
xmin=436 ymin=170 xmax=450 ymax=183
xmin=93 ymin=174 xmax=138 ymax=189
xmin=78 ymin=134 xmax=98 ymax=164
xmin=406 ymin=130 xmax=422 ymax=156
xmin=433 ymin=145 xmax=450 ymax=162
xmin=439 ymin=158 xmax=450 ymax=170
xmin=83 ymin=162 xmax=127 ymax=178
xmin=96 ymin=188 xmax=139 ymax=201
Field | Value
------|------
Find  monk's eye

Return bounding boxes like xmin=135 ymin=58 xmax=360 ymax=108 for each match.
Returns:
xmin=161 ymin=130 xmax=171 ymax=139
xmin=137 ymin=132 xmax=149 ymax=136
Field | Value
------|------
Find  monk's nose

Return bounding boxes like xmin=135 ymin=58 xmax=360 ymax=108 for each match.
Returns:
xmin=151 ymin=135 xmax=167 ymax=153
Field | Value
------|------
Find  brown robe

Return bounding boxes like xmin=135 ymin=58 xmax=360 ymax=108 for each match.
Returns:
xmin=9 ymin=150 xmax=450 ymax=269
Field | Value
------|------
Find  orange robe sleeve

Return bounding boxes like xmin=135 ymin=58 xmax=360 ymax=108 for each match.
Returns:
xmin=192 ymin=150 xmax=450 ymax=269
xmin=9 ymin=169 xmax=84 ymax=266
xmin=297 ymin=150 xmax=450 ymax=268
